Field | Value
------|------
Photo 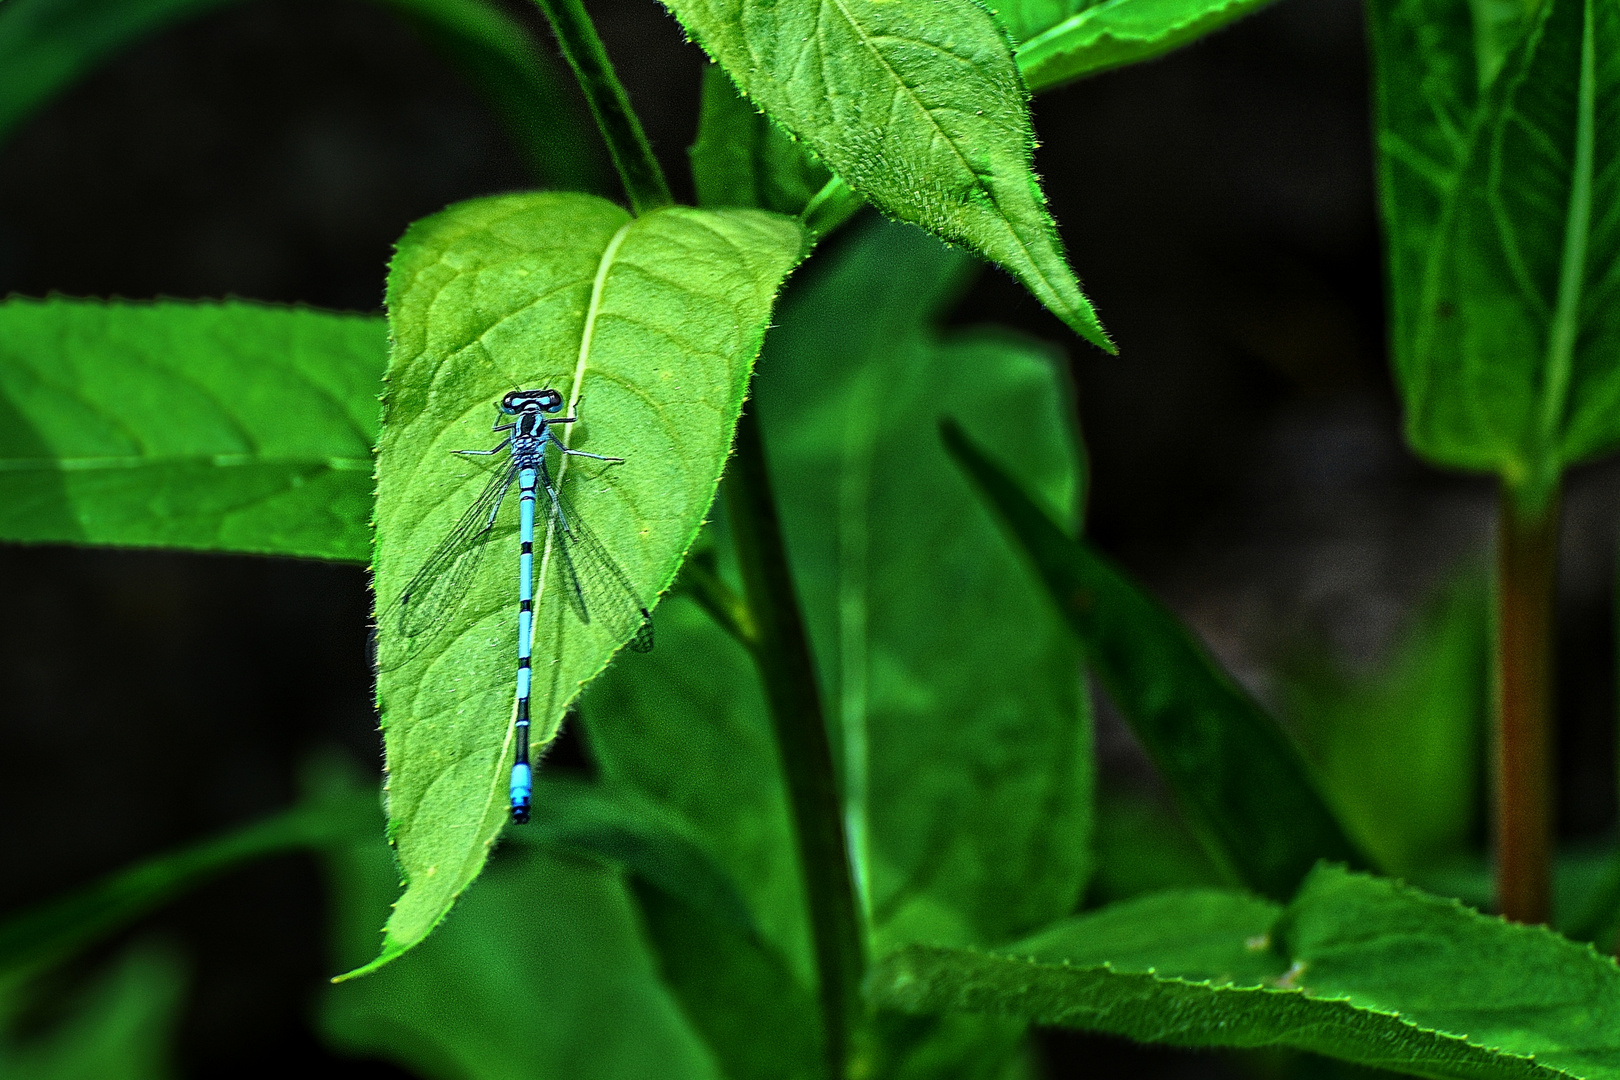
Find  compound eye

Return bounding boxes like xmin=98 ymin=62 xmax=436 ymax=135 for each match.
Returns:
xmin=538 ymin=389 xmax=564 ymax=413
xmin=499 ymin=391 xmax=522 ymax=414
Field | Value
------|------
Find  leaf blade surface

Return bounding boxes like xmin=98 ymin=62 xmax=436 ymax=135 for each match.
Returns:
xmin=366 ymin=190 xmax=804 ymax=974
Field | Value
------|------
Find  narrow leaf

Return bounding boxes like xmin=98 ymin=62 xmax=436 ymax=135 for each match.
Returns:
xmin=0 ymin=298 xmax=382 ymax=561
xmin=0 ymin=0 xmax=599 ymax=189
xmin=1 ymin=946 xmax=186 ymax=1080
xmin=876 ymin=868 xmax=1620 ymax=1079
xmin=1017 ymin=0 xmax=1282 ymax=93
xmin=942 ymin=421 xmax=1365 ymax=900
xmin=660 ymin=0 xmax=1113 ymax=350
xmin=1403 ymin=0 xmax=1620 ymax=501
xmin=0 ymin=756 xmax=373 ymax=994
xmin=365 ymin=191 xmax=804 ymax=976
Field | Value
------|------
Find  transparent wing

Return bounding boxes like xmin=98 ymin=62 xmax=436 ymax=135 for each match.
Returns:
xmin=544 ymin=483 xmax=654 ymax=652
xmin=393 ymin=462 xmax=518 ymax=643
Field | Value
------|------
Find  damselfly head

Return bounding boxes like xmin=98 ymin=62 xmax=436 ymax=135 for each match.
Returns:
xmin=501 ymin=388 xmax=565 ymax=415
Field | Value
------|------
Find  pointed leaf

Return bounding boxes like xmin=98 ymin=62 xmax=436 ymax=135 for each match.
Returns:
xmin=875 ymin=868 xmax=1620 ymax=1078
xmin=364 ymin=191 xmax=804 ymax=975
xmin=943 ymin=421 xmax=1366 ymax=899
xmin=660 ymin=0 xmax=1112 ymax=350
xmin=0 ymin=298 xmax=382 ymax=561
xmin=1016 ymin=0 xmax=1283 ymax=93
xmin=1403 ymin=0 xmax=1620 ymax=500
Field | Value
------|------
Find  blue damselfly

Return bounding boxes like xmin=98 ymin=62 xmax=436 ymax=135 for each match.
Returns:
xmin=393 ymin=388 xmax=652 ymax=823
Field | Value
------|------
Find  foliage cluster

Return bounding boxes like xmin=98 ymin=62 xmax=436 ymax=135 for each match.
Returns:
xmin=4 ymin=0 xmax=1620 ymax=1076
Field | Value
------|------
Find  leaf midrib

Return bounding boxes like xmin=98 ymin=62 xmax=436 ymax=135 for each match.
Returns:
xmin=814 ymin=0 xmax=1068 ymax=310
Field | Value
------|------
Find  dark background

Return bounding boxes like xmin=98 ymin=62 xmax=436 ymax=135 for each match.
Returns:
xmin=0 ymin=0 xmax=1615 ymax=1076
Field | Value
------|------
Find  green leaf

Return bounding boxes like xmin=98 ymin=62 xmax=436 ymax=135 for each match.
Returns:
xmin=1016 ymin=0 xmax=1282 ymax=93
xmin=659 ymin=0 xmax=1112 ymax=351
xmin=0 ymin=946 xmax=186 ymax=1080
xmin=631 ymin=879 xmax=825 ymax=1080
xmin=690 ymin=64 xmax=831 ymax=218
xmin=321 ymin=791 xmax=718 ymax=1080
xmin=1089 ymin=789 xmax=1226 ymax=904
xmin=942 ymin=421 xmax=1366 ymax=900
xmin=584 ymin=597 xmax=812 ymax=980
xmin=875 ymin=867 xmax=1620 ymax=1079
xmin=993 ymin=0 xmax=1095 ymax=46
xmin=1280 ymin=569 xmax=1487 ymax=874
xmin=0 ymin=0 xmax=599 ymax=189
xmin=756 ymin=220 xmax=1094 ymax=950
xmin=364 ymin=191 xmax=804 ymax=977
xmin=1401 ymin=0 xmax=1620 ymax=502
xmin=0 ymin=298 xmax=382 ymax=561
xmin=1367 ymin=0 xmax=1480 ymax=386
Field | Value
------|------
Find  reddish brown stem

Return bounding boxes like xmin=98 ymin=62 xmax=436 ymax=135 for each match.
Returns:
xmin=1495 ymin=483 xmax=1559 ymax=924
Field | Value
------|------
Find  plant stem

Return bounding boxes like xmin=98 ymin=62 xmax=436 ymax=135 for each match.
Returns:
xmin=723 ymin=400 xmax=866 ymax=1079
xmin=530 ymin=0 xmax=673 ymax=214
xmin=1495 ymin=481 xmax=1559 ymax=924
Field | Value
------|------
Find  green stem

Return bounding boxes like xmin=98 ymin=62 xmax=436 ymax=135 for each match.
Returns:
xmin=1494 ymin=479 xmax=1559 ymax=924
xmin=530 ymin=0 xmax=672 ymax=214
xmin=677 ymin=553 xmax=760 ymax=654
xmin=723 ymin=401 xmax=866 ymax=1079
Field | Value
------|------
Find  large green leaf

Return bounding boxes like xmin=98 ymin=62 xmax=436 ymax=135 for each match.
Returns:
xmin=364 ymin=191 xmax=804 ymax=976
xmin=0 ymin=298 xmax=381 ymax=561
xmin=0 ymin=946 xmax=185 ymax=1080
xmin=0 ymin=0 xmax=599 ymax=189
xmin=756 ymin=220 xmax=1094 ymax=951
xmin=659 ymin=0 xmax=1111 ymax=351
xmin=1016 ymin=0 xmax=1282 ymax=92
xmin=321 ymin=788 xmax=718 ymax=1080
xmin=874 ymin=867 xmax=1620 ymax=1079
xmin=943 ymin=423 xmax=1365 ymax=900
xmin=1400 ymin=0 xmax=1620 ymax=501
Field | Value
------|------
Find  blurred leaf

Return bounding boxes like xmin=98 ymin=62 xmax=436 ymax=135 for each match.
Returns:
xmin=1367 ymin=0 xmax=1480 ymax=394
xmin=506 ymin=777 xmax=761 ymax=943
xmin=581 ymin=600 xmax=825 ymax=1080
xmin=1280 ymin=570 xmax=1487 ymax=873
xmin=689 ymin=64 xmax=830 ymax=218
xmin=631 ymin=879 xmax=824 ymax=1080
xmin=1016 ymin=0 xmax=1282 ymax=92
xmin=0 ymin=298 xmax=382 ymax=561
xmin=0 ymin=0 xmax=599 ymax=189
xmin=321 ymin=789 xmax=718 ymax=1080
xmin=1089 ymin=789 xmax=1226 ymax=904
xmin=0 ymin=768 xmax=370 ymax=993
xmin=942 ymin=421 xmax=1366 ymax=900
xmin=876 ymin=866 xmax=1620 ymax=1078
xmin=0 ymin=945 xmax=185 ymax=1080
xmin=661 ymin=0 xmax=1112 ymax=350
xmin=756 ymin=220 xmax=1094 ymax=951
xmin=1400 ymin=0 xmax=1620 ymax=501
xmin=365 ymin=191 xmax=803 ymax=977
xmin=584 ymin=597 xmax=811 ymax=981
